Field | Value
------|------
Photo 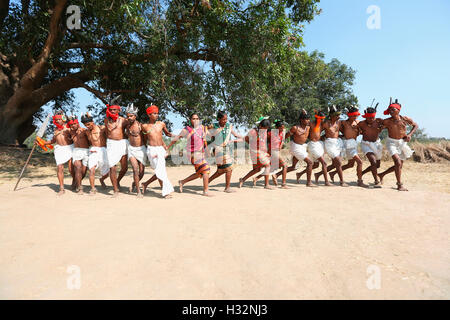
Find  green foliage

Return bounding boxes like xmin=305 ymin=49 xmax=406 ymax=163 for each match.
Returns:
xmin=2 ymin=0 xmax=359 ymax=130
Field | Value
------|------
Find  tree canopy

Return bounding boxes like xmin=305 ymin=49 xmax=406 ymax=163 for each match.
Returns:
xmin=0 ymin=0 xmax=357 ymax=145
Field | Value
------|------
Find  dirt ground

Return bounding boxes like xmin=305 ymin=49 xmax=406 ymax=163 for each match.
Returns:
xmin=0 ymin=152 xmax=449 ymax=299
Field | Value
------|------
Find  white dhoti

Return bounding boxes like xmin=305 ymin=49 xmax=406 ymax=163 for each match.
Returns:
xmin=147 ymin=146 xmax=174 ymax=196
xmin=54 ymin=144 xmax=74 ymax=165
xmin=128 ymin=144 xmax=148 ymax=165
xmin=386 ymin=137 xmax=414 ymax=160
xmin=72 ymin=147 xmax=89 ymax=166
xmin=325 ymin=138 xmax=344 ymax=159
xmin=107 ymin=139 xmax=128 ymax=168
xmin=361 ymin=139 xmax=383 ymax=160
xmin=290 ymin=141 xmax=309 ymax=161
xmin=89 ymin=146 xmax=109 ymax=176
xmin=307 ymin=141 xmax=325 ymax=162
xmin=342 ymin=138 xmax=359 ymax=159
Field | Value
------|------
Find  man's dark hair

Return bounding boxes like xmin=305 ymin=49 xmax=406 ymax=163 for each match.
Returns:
xmin=217 ymin=111 xmax=226 ymax=120
xmin=259 ymin=119 xmax=271 ymax=128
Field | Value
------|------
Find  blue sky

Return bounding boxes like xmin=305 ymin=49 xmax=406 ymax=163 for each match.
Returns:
xmin=62 ymin=0 xmax=450 ymax=138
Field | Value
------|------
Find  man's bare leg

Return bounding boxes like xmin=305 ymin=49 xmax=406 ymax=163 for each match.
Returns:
xmin=208 ymin=170 xmax=223 ymax=184
xmin=304 ymin=158 xmax=317 ymax=187
xmin=89 ymin=166 xmax=97 ymax=194
xmin=117 ymin=155 xmax=128 ymax=188
xmin=392 ymin=156 xmax=407 ymax=191
xmin=297 ymin=162 xmax=319 ymax=183
xmin=99 ymin=173 xmax=108 ymax=189
xmin=74 ymin=160 xmax=84 ymax=194
xmin=332 ymin=157 xmax=348 ymax=187
xmin=330 ymin=159 xmax=354 ymax=182
xmin=56 ymin=164 xmax=65 ymax=195
xmin=264 ymin=172 xmax=274 ymax=189
xmin=142 ymin=174 xmax=157 ymax=193
xmin=363 ymin=153 xmax=381 ymax=187
xmin=277 ymin=157 xmax=298 ymax=177
xmin=319 ymin=158 xmax=332 ymax=186
xmin=280 ymin=164 xmax=288 ymax=188
xmin=355 ymin=155 xmax=368 ymax=188
xmin=224 ymin=170 xmax=235 ymax=192
xmin=129 ymin=157 xmax=143 ymax=197
xmin=109 ymin=166 xmax=120 ymax=196
xmin=315 ymin=163 xmax=335 ymax=183
xmin=68 ymin=159 xmax=76 ymax=190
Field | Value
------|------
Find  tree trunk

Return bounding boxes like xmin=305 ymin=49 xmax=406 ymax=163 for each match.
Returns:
xmin=0 ymin=100 xmax=36 ymax=146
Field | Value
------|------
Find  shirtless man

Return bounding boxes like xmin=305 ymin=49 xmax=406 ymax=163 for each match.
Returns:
xmin=238 ymin=117 xmax=273 ymax=189
xmin=141 ymin=105 xmax=174 ymax=198
xmin=104 ymin=104 xmax=128 ymax=196
xmin=68 ymin=116 xmax=90 ymax=194
xmin=328 ymin=106 xmax=368 ymax=187
xmin=315 ymin=105 xmax=347 ymax=186
xmin=296 ymin=110 xmax=332 ymax=186
xmin=81 ymin=112 xmax=109 ymax=194
xmin=378 ymin=99 xmax=418 ymax=191
xmin=125 ymin=104 xmax=147 ymax=197
xmin=358 ymin=105 xmax=384 ymax=187
xmin=41 ymin=111 xmax=75 ymax=195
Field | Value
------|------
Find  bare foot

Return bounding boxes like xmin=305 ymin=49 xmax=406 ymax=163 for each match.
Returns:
xmin=329 ymin=172 xmax=336 ymax=183
xmin=378 ymin=174 xmax=384 ymax=185
xmin=340 ymin=182 xmax=349 ymax=187
xmin=203 ymin=191 xmax=214 ymax=197
xmin=164 ymin=194 xmax=173 ymax=199
xmin=357 ymin=180 xmax=369 ymax=188
xmin=296 ymin=172 xmax=302 ymax=184
xmin=397 ymin=183 xmax=408 ymax=191
xmin=272 ymin=175 xmax=278 ymax=186
xmin=324 ymin=181 xmax=333 ymax=186
xmin=89 ymin=188 xmax=97 ymax=195
xmin=100 ymin=179 xmax=107 ymax=189
xmin=280 ymin=184 xmax=289 ymax=189
xmin=178 ymin=180 xmax=183 ymax=193
xmin=57 ymin=189 xmax=65 ymax=196
xmin=374 ymin=181 xmax=382 ymax=189
xmin=137 ymin=192 xmax=143 ymax=198
xmin=306 ymin=182 xmax=318 ymax=187
xmin=224 ymin=188 xmax=236 ymax=193
xmin=239 ymin=178 xmax=244 ymax=188
xmin=112 ymin=191 xmax=120 ymax=197
xmin=264 ymin=185 xmax=275 ymax=190
xmin=252 ymin=177 xmax=257 ymax=187
xmin=77 ymin=188 xmax=84 ymax=195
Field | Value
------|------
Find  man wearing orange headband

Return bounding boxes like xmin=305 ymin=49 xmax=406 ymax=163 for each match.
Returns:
xmin=328 ymin=105 xmax=368 ymax=188
xmin=40 ymin=111 xmax=75 ymax=195
xmin=141 ymin=105 xmax=175 ymax=198
xmin=378 ymin=99 xmax=418 ymax=191
xmin=358 ymin=105 xmax=384 ymax=187
xmin=297 ymin=110 xmax=332 ymax=186
xmin=104 ymin=103 xmax=129 ymax=196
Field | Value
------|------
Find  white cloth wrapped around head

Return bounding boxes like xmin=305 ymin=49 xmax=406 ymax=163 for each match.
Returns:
xmin=125 ymin=103 xmax=138 ymax=115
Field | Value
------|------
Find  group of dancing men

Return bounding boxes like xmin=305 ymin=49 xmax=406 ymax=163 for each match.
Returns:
xmin=41 ymin=98 xmax=418 ymax=197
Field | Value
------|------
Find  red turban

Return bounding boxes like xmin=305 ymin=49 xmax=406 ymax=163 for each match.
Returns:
xmin=66 ymin=118 xmax=79 ymax=128
xmin=362 ymin=112 xmax=376 ymax=118
xmin=146 ymin=105 xmax=159 ymax=115
xmin=52 ymin=115 xmax=65 ymax=130
xmin=384 ymin=103 xmax=401 ymax=115
xmin=106 ymin=104 xmax=121 ymax=121
xmin=347 ymin=111 xmax=361 ymax=117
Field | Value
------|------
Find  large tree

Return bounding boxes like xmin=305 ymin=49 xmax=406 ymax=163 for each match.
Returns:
xmin=1 ymin=0 xmax=354 ymax=146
